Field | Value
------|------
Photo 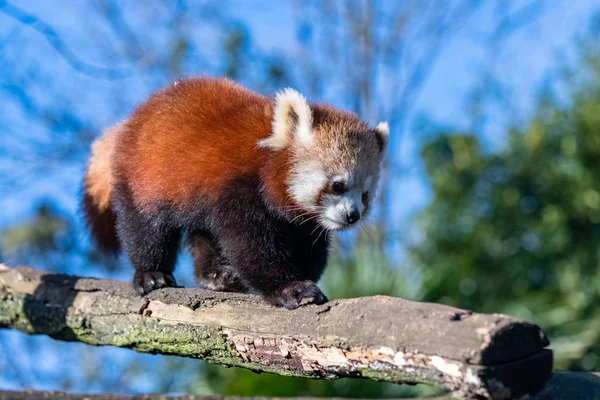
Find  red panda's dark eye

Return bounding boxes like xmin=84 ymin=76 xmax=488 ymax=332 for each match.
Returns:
xmin=331 ymin=181 xmax=346 ymax=194
xmin=362 ymin=191 xmax=369 ymax=202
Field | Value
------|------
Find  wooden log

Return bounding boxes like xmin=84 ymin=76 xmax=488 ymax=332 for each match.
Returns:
xmin=0 ymin=265 xmax=552 ymax=399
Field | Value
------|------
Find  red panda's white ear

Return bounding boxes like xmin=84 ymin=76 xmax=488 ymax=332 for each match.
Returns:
xmin=259 ymin=88 xmax=314 ymax=151
xmin=375 ymin=121 xmax=390 ymax=152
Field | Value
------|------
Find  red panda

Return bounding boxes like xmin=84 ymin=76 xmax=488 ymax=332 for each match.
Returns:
xmin=82 ymin=77 xmax=388 ymax=309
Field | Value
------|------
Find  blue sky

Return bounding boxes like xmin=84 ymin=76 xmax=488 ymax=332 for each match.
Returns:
xmin=2 ymin=0 xmax=596 ymax=223
xmin=0 ymin=1 xmax=597 ymax=230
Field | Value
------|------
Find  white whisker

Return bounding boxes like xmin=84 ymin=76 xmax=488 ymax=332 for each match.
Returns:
xmin=298 ymin=215 xmax=321 ymax=226
xmin=289 ymin=211 xmax=316 ymax=224
xmin=312 ymin=227 xmax=328 ymax=248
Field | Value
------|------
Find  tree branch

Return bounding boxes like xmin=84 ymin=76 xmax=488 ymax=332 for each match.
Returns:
xmin=0 ymin=265 xmax=552 ymax=399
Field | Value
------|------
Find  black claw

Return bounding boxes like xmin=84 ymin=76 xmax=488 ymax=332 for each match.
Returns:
xmin=319 ymin=292 xmax=329 ymax=304
xmin=195 ymin=264 xmax=248 ymax=293
xmin=143 ymin=279 xmax=155 ymax=294
xmin=283 ymin=302 xmax=299 ymax=310
xmin=132 ymin=271 xmax=177 ymax=296
xmin=155 ymin=275 xmax=166 ymax=287
xmin=134 ymin=282 xmax=145 ymax=296
xmin=165 ymin=274 xmax=177 ymax=287
xmin=267 ymin=281 xmax=328 ymax=309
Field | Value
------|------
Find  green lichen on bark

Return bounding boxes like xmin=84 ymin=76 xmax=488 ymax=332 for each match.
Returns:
xmin=0 ymin=265 xmax=554 ymax=399
xmin=0 ymin=290 xmax=36 ymax=333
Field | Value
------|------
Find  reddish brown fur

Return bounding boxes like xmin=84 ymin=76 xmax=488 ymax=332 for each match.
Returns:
xmin=260 ymin=149 xmax=295 ymax=215
xmin=113 ymin=78 xmax=288 ymax=211
xmin=82 ymin=76 xmax=384 ymax=308
xmin=89 ymin=78 xmax=379 ymax=220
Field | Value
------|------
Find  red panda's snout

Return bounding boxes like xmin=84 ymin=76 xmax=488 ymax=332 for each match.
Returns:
xmin=316 ymin=179 xmax=372 ymax=231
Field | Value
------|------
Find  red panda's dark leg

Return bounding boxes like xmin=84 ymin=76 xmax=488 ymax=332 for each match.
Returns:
xmin=128 ymin=229 xmax=180 ymax=295
xmin=113 ymin=188 xmax=181 ymax=295
xmin=189 ymin=231 xmax=247 ymax=292
xmin=209 ymin=177 xmax=329 ymax=309
xmin=216 ymin=224 xmax=329 ymax=310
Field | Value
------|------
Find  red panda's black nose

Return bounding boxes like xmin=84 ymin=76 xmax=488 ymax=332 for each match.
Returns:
xmin=346 ymin=210 xmax=360 ymax=224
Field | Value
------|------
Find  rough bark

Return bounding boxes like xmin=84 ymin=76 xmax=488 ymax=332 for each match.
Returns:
xmin=0 ymin=265 xmax=552 ymax=399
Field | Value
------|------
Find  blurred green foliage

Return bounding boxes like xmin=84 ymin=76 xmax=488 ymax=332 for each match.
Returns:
xmin=1 ymin=202 xmax=120 ymax=273
xmin=2 ymin=204 xmax=70 ymax=255
xmin=411 ymin=55 xmax=600 ymax=372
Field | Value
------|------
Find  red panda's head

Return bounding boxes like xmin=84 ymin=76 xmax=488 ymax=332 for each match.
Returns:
xmin=259 ymin=88 xmax=389 ymax=231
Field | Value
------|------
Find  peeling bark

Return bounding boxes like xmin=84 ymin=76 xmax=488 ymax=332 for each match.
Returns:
xmin=0 ymin=265 xmax=552 ymax=399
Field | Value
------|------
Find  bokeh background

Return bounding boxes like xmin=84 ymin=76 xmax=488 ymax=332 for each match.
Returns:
xmin=1 ymin=0 xmax=600 ymax=397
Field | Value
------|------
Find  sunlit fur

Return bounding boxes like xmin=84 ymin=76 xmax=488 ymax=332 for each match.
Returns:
xmin=259 ymin=88 xmax=314 ymax=150
xmin=81 ymin=122 xmax=126 ymax=253
xmin=82 ymin=77 xmax=389 ymax=309
xmin=85 ymin=123 xmax=124 ymax=213
xmin=266 ymin=93 xmax=388 ymax=231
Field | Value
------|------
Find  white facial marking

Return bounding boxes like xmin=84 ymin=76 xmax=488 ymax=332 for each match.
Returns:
xmin=332 ymin=174 xmax=346 ymax=185
xmin=317 ymin=170 xmax=368 ymax=231
xmin=322 ymin=193 xmax=346 ymax=230
xmin=289 ymin=162 xmax=327 ymax=210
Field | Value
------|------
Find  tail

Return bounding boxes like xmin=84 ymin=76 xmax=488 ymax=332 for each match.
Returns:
xmin=82 ymin=122 xmax=125 ymax=254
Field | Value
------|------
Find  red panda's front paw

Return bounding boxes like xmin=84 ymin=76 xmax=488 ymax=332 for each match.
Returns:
xmin=133 ymin=271 xmax=177 ymax=295
xmin=196 ymin=266 xmax=248 ymax=293
xmin=266 ymin=280 xmax=328 ymax=310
